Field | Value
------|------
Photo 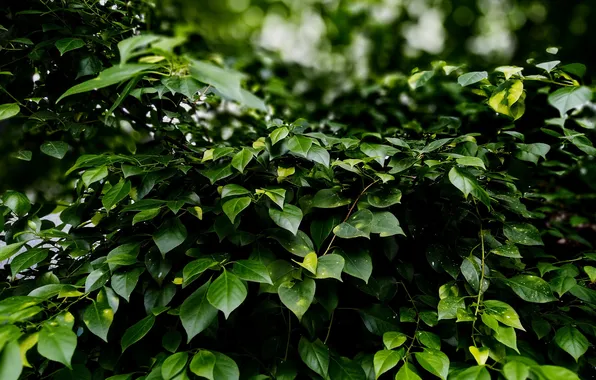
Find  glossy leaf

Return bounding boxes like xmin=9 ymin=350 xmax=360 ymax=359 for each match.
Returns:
xmin=180 ymin=280 xmax=218 ymax=342
xmin=207 ymin=270 xmax=247 ymax=318
xmin=278 ymin=278 xmax=316 ymax=321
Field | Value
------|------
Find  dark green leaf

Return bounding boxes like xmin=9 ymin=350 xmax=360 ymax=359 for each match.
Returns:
xmin=153 ymin=218 xmax=188 ymax=255
xmin=278 ymin=278 xmax=316 ymax=321
xmin=55 ymin=38 xmax=85 ymax=55
xmin=554 ymin=326 xmax=589 ymax=362
xmin=121 ymin=315 xmax=156 ymax=352
xmin=506 ymin=275 xmax=556 ymax=303
xmin=180 ymin=280 xmax=218 ymax=342
xmin=298 ymin=338 xmax=329 ymax=379
xmin=333 ymin=209 xmax=373 ymax=239
xmin=222 ymin=197 xmax=251 ymax=224
xmin=207 ymin=270 xmax=247 ymax=318
xmin=40 ymin=141 xmax=69 ymax=159
xmin=269 ymin=204 xmax=303 ymax=235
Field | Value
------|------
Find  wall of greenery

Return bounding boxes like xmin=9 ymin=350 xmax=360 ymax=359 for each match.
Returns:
xmin=1 ymin=1 xmax=595 ymax=380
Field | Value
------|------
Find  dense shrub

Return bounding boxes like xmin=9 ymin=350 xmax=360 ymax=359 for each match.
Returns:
xmin=1 ymin=2 xmax=596 ymax=380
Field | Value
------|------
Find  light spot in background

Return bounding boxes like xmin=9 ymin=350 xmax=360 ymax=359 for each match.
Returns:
xmin=403 ymin=8 xmax=446 ymax=55
xmin=227 ymin=0 xmax=250 ymax=13
xmin=32 ymin=73 xmax=40 ymax=82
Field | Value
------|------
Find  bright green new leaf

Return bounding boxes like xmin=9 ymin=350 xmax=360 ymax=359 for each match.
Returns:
xmin=297 ymin=252 xmax=318 ymax=274
xmin=502 ymin=361 xmax=530 ymax=380
xmin=495 ymin=66 xmax=523 ymax=79
xmin=83 ymin=288 xmax=117 ymax=342
xmin=488 ymin=80 xmax=524 ymax=118
xmin=395 ymin=363 xmax=422 ymax=380
xmin=494 ymin=325 xmax=518 ymax=352
xmin=483 ymin=300 xmax=524 ymax=330
xmin=287 ymin=135 xmax=313 ymax=157
xmin=408 ymin=71 xmax=434 ymax=89
xmin=231 ymin=149 xmax=253 ymax=173
xmin=270 ymin=127 xmax=289 ymax=145
xmin=207 ymin=270 xmax=247 ymax=318
xmin=82 ymin=166 xmax=108 ymax=187
xmin=468 ymin=346 xmax=489 ymax=366
xmin=448 ymin=166 xmax=490 ymax=207
xmin=383 ymin=331 xmax=407 ymax=350
xmin=278 ymin=277 xmax=316 ymax=321
xmin=531 ymin=365 xmax=580 ymax=380
xmin=189 ymin=350 xmax=239 ymax=380
xmin=373 ymin=350 xmax=401 ymax=379
xmin=189 ymin=350 xmax=216 ymax=379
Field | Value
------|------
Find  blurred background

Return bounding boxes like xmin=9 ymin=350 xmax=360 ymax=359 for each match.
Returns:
xmin=157 ymin=0 xmax=595 ymax=78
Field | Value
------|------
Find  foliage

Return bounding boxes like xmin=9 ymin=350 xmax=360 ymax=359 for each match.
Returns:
xmin=2 ymin=1 xmax=596 ymax=380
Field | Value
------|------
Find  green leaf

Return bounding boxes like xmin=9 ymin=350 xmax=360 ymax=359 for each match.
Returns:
xmin=111 ymin=268 xmax=144 ymax=302
xmin=383 ymin=331 xmax=407 ymax=350
xmin=106 ymin=243 xmax=140 ymax=268
xmin=10 ymin=248 xmax=48 ymax=277
xmin=310 ymin=215 xmax=340 ymax=250
xmin=231 ymin=148 xmax=253 ymax=173
xmin=221 ymin=184 xmax=250 ymax=199
xmin=315 ymin=254 xmax=345 ymax=281
xmin=408 ymin=71 xmax=434 ymax=89
xmin=183 ymin=258 xmax=218 ymax=287
xmin=10 ymin=150 xmax=32 ymax=161
xmin=495 ymin=66 xmax=524 ymax=79
xmin=57 ymin=64 xmax=155 ymax=103
xmin=312 ymin=189 xmax=351 ymax=208
xmin=554 ymin=326 xmax=589 ymax=362
xmin=333 ymin=209 xmax=373 ymax=239
xmin=329 ymin=356 xmax=367 ymax=380
xmin=370 ymin=211 xmax=405 ymax=237
xmin=269 ymin=204 xmax=303 ymax=235
xmin=483 ymin=300 xmax=524 ymax=330
xmin=456 ymin=156 xmax=486 ymax=169
xmin=278 ymin=277 xmax=316 ymax=321
xmin=503 ymin=223 xmax=543 ymax=246
xmin=77 ymin=56 xmax=103 ymax=79
xmin=548 ymin=86 xmax=592 ymax=118
xmin=584 ymin=266 xmax=596 ymax=282
xmin=287 ymin=135 xmax=313 ymax=157
xmin=417 ymin=331 xmax=441 ymax=350
xmin=360 ymin=143 xmax=399 ymax=166
xmin=263 ymin=188 xmax=286 ymax=209
xmin=367 ymin=188 xmax=402 ymax=208
xmin=270 ymin=127 xmax=289 ymax=145
xmin=121 ymin=314 xmax=156 ymax=352
xmin=118 ymin=34 xmax=161 ymax=64
xmin=83 ymin=288 xmax=117 ymax=342
xmin=414 ymin=349 xmax=449 ymax=380
xmin=102 ymin=179 xmax=131 ymax=210
xmin=451 ymin=366 xmax=490 ymax=380
xmin=437 ymin=297 xmax=465 ymax=320
xmin=448 ymin=166 xmax=490 ymax=206
xmin=162 ymin=76 xmax=201 ymax=98
xmin=307 ymin=145 xmax=331 ymax=167
xmin=189 ymin=350 xmax=239 ymax=380
xmin=232 ymin=260 xmax=273 ymax=284
xmin=271 ymin=230 xmax=314 ymax=257
xmin=2 ymin=191 xmax=30 ymax=216
xmin=297 ymin=252 xmax=318 ymax=274
xmin=374 ymin=350 xmax=401 ymax=378
xmin=514 ymin=143 xmax=551 ymax=164
xmin=494 ymin=325 xmax=518 ymax=352
xmin=222 ymin=197 xmax=251 ymax=223
xmin=0 ymin=103 xmax=20 ymax=120
xmin=531 ymin=365 xmax=580 ymax=380
xmin=506 ymin=275 xmax=556 ymax=303
xmin=133 ymin=208 xmax=161 ymax=225
xmin=40 ymin=141 xmax=69 ymax=159
xmin=490 ymin=244 xmax=522 ymax=258
xmin=488 ymin=80 xmax=524 ymax=119
xmin=189 ymin=350 xmax=216 ymax=379
xmin=460 ymin=256 xmax=488 ymax=293
xmin=337 ymin=248 xmax=372 ymax=284
xmin=162 ymin=352 xmax=189 ymax=380
xmin=180 ymin=280 xmax=218 ymax=342
xmin=560 ymin=63 xmax=586 ymax=78
xmin=468 ymin=346 xmax=489 ymax=366
xmin=82 ymin=166 xmax=108 ymax=187
xmin=502 ymin=361 xmax=530 ymax=380
xmin=207 ymin=270 xmax=247 ymax=319
xmin=55 ymin=38 xmax=85 ymax=55
xmin=38 ymin=324 xmax=77 ymax=368
xmin=0 ymin=340 xmax=22 ymax=380
xmin=85 ymin=267 xmax=110 ymax=293
xmin=298 ymin=338 xmax=329 ymax=379
xmin=549 ymin=276 xmax=576 ymax=297
xmin=395 ymin=363 xmax=422 ymax=380
xmin=458 ymin=71 xmax=488 ymax=86
xmin=153 ymin=218 xmax=188 ymax=255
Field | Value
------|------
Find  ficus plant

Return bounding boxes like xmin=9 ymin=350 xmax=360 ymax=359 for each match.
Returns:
xmin=2 ymin=3 xmax=596 ymax=380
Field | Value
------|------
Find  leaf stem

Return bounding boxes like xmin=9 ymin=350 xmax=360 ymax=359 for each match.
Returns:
xmin=324 ymin=311 xmax=334 ymax=344
xmin=322 ymin=180 xmax=378 ymax=255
